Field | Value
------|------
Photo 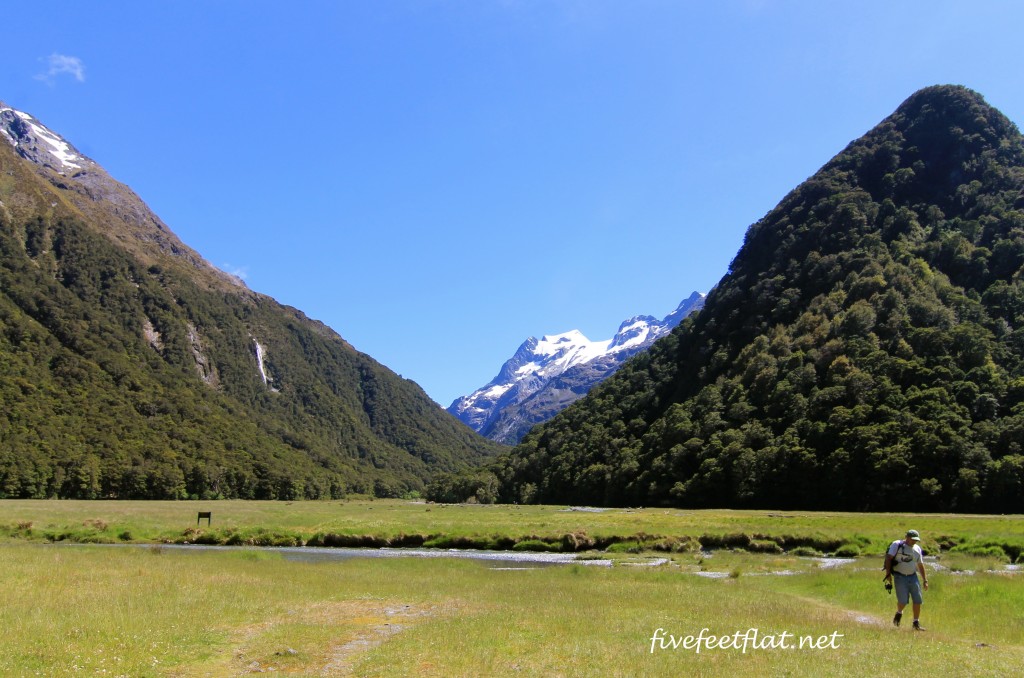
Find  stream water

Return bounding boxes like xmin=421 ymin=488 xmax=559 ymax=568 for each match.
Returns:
xmin=53 ymin=544 xmax=1023 ymax=575
xmin=64 ymin=542 xmax=615 ymax=568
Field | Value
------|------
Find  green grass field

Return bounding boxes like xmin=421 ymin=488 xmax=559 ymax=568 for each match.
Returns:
xmin=1 ymin=500 xmax=1023 ymax=676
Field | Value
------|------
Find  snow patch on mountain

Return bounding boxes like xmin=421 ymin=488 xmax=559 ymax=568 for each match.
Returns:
xmin=513 ymin=330 xmax=614 ymax=379
xmin=0 ymin=100 xmax=246 ymax=289
xmin=449 ymin=292 xmax=705 ymax=443
xmin=0 ymin=105 xmax=86 ymax=173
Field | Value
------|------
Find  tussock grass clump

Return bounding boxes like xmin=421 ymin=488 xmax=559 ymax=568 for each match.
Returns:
xmin=594 ymin=532 xmax=702 ymax=554
xmin=605 ymin=541 xmax=644 ymax=554
xmin=181 ymin=527 xmax=303 ymax=547
xmin=833 ymin=543 xmax=862 ymax=557
xmin=950 ymin=543 xmax=1011 ymax=563
xmin=941 ymin=552 xmax=1010 ymax=572
xmin=561 ymin=530 xmax=596 ymax=551
xmin=484 ymin=535 xmax=517 ymax=550
xmin=39 ymin=523 xmax=118 ymax=544
xmin=651 ymin=535 xmax=701 ymax=553
xmin=511 ymin=539 xmax=561 ymax=552
xmin=307 ymin=533 xmax=390 ymax=548
xmin=948 ymin=538 xmax=1024 ymax=563
xmin=700 ymin=532 xmax=751 ymax=549
xmin=0 ymin=521 xmax=37 ymax=539
xmin=697 ymin=531 xmax=872 ymax=557
xmin=933 ymin=534 xmax=963 ymax=551
xmin=746 ymin=539 xmax=784 ymax=554
xmin=769 ymin=533 xmax=859 ymax=553
xmin=422 ymin=534 xmax=486 ymax=549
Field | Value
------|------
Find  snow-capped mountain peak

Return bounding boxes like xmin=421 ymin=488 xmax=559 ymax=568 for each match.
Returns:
xmin=449 ymin=292 xmax=705 ymax=443
xmin=608 ymin=315 xmax=661 ymax=351
xmin=0 ymin=100 xmax=244 ymax=289
xmin=0 ymin=104 xmax=89 ymax=174
xmin=516 ymin=330 xmax=613 ymax=377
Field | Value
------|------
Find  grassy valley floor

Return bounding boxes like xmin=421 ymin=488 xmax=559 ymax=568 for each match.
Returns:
xmin=1 ymin=500 xmax=1022 ymax=676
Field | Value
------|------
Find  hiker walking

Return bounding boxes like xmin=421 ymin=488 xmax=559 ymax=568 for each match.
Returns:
xmin=883 ymin=529 xmax=929 ymax=630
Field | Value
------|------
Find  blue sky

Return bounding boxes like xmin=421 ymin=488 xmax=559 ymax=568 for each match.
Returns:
xmin=4 ymin=2 xmax=1024 ymax=407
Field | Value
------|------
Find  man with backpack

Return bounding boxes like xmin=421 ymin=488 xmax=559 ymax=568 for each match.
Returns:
xmin=883 ymin=529 xmax=929 ymax=631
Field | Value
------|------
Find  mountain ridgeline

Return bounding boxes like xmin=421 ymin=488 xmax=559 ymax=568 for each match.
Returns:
xmin=0 ymin=102 xmax=500 ymax=500
xmin=485 ymin=86 xmax=1024 ymax=512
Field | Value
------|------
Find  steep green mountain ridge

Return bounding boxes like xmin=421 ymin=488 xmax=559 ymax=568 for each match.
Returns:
xmin=494 ymin=86 xmax=1024 ymax=512
xmin=0 ymin=102 xmax=500 ymax=499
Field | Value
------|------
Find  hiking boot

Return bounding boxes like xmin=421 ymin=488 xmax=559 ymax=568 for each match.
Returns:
xmin=913 ymin=621 xmax=926 ymax=631
xmin=893 ymin=612 xmax=902 ymax=627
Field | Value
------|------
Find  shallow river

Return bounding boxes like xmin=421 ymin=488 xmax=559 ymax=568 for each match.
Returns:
xmin=67 ymin=542 xmax=615 ymax=568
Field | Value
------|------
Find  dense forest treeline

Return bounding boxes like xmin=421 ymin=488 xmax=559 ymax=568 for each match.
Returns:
xmin=434 ymin=86 xmax=1024 ymax=512
xmin=0 ymin=127 xmax=500 ymax=500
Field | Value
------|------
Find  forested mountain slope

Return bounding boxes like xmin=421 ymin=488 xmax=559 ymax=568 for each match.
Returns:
xmin=494 ymin=86 xmax=1024 ymax=512
xmin=0 ymin=102 xmax=500 ymax=500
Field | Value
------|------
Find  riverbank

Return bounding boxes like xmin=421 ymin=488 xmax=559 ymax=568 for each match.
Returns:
xmin=3 ymin=499 xmax=1023 ymax=563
